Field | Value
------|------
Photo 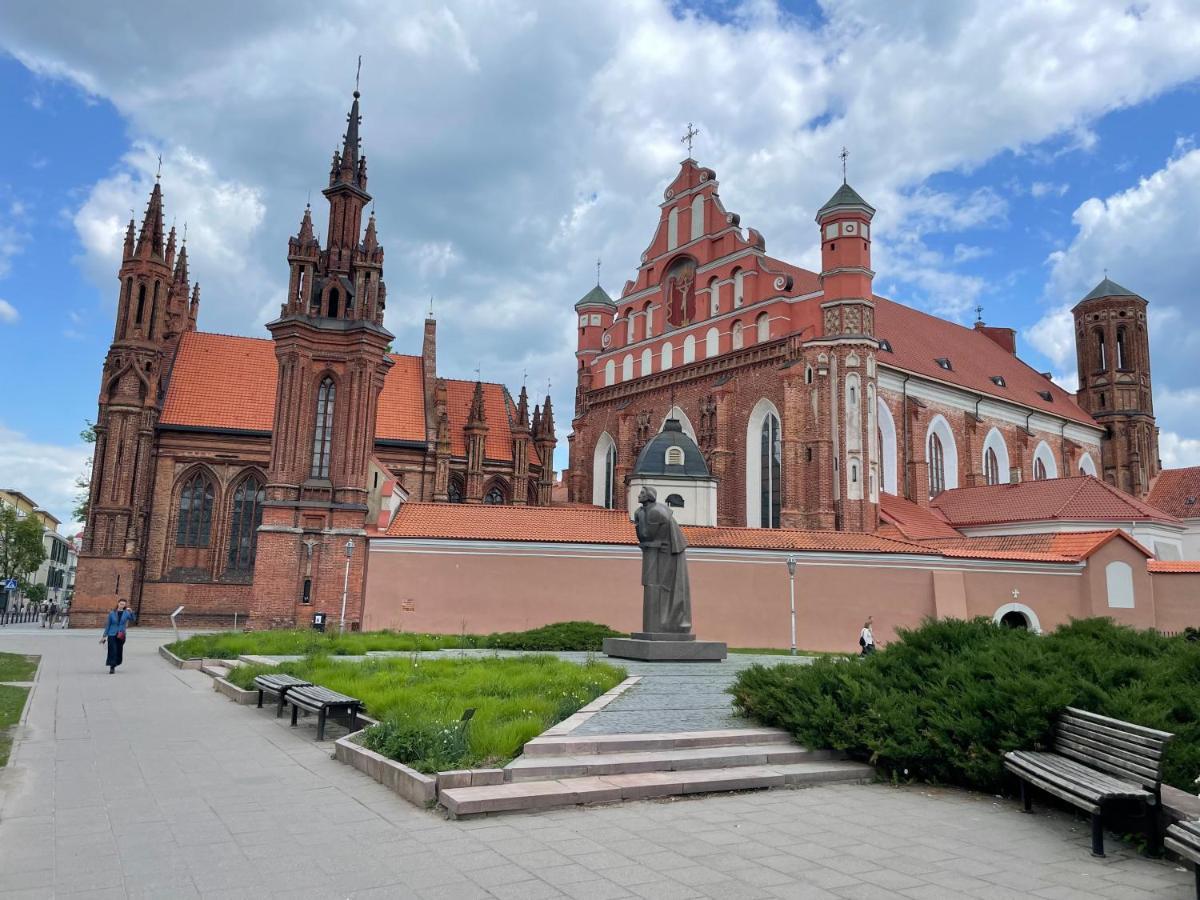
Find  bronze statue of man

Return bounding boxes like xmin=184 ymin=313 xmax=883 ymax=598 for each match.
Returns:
xmin=634 ymin=486 xmax=692 ymax=633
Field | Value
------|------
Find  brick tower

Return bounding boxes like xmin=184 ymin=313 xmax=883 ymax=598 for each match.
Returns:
xmin=1072 ymin=278 xmax=1159 ymax=496
xmin=797 ymin=181 xmax=880 ymax=532
xmin=73 ymin=180 xmax=200 ymax=625
xmin=249 ymin=87 xmax=394 ymax=629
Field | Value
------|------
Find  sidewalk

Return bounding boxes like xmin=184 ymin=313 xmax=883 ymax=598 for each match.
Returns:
xmin=0 ymin=629 xmax=1191 ymax=899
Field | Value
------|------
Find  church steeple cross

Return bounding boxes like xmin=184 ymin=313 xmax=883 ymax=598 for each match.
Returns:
xmin=840 ymin=146 xmax=848 ymax=184
xmin=681 ymin=123 xmax=700 ymax=158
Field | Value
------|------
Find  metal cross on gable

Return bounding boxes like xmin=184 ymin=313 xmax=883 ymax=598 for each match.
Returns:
xmin=975 ymin=303 xmax=984 ymax=323
xmin=840 ymin=146 xmax=849 ymax=184
xmin=681 ymin=123 xmax=700 ymax=157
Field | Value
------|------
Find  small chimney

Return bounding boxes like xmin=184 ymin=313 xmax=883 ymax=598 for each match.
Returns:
xmin=974 ymin=322 xmax=1017 ymax=355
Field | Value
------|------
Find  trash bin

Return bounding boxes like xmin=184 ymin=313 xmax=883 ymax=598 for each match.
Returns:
xmin=312 ymin=612 xmax=326 ymax=633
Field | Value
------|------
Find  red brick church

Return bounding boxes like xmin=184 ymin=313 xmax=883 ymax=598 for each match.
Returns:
xmin=568 ymin=156 xmax=1161 ymax=534
xmin=72 ymin=90 xmax=556 ymax=628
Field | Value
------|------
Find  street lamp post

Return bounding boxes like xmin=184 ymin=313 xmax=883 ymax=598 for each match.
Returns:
xmin=339 ymin=539 xmax=355 ymax=635
xmin=786 ymin=555 xmax=797 ymax=656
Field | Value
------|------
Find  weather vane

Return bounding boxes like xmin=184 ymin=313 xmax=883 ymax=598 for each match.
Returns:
xmin=681 ymin=123 xmax=700 ymax=157
xmin=156 ymin=153 xmax=163 ymax=181
xmin=428 ymin=295 xmax=434 ymax=317
xmin=355 ymin=55 xmax=362 ymax=94
xmin=975 ymin=303 xmax=983 ymax=323
xmin=546 ymin=377 xmax=552 ymax=396
xmin=522 ymin=368 xmax=527 ymax=387
xmin=596 ymin=257 xmax=601 ymax=286
xmin=182 ymin=221 xmax=188 ymax=243
xmin=840 ymin=146 xmax=848 ymax=184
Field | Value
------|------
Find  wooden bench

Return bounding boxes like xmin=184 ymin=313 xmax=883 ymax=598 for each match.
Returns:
xmin=1004 ymin=707 xmax=1174 ymax=857
xmin=286 ymin=685 xmax=363 ymax=741
xmin=254 ymin=674 xmax=313 ymax=718
xmin=1165 ymin=819 xmax=1200 ymax=900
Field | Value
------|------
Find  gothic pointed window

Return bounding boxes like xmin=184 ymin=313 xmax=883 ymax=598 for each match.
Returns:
xmin=135 ymin=283 xmax=146 ymax=324
xmin=227 ymin=476 xmax=264 ymax=571
xmin=760 ymin=413 xmax=781 ymax=528
xmin=484 ymin=484 xmax=505 ymax=505
xmin=1116 ymin=326 xmax=1128 ymax=370
xmin=928 ymin=433 xmax=946 ymax=497
xmin=311 ymin=377 xmax=336 ymax=479
xmin=985 ymin=447 xmax=1000 ymax=486
xmin=448 ymin=477 xmax=465 ymax=503
xmin=1095 ymin=329 xmax=1106 ymax=371
xmin=176 ymin=472 xmax=214 ymax=548
xmin=604 ymin=443 xmax=616 ymax=509
xmin=328 ymin=288 xmax=341 ymax=318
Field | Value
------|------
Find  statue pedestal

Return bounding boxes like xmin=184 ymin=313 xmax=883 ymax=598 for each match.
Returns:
xmin=603 ymin=633 xmax=727 ymax=662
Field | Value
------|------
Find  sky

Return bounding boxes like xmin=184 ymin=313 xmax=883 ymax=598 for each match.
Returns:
xmin=0 ymin=0 xmax=1198 ymax=532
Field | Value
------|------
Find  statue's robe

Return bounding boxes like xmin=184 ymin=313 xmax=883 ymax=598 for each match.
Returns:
xmin=634 ymin=500 xmax=692 ymax=633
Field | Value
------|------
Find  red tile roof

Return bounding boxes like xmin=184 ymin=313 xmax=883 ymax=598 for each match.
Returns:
xmin=382 ymin=502 xmax=925 ymax=553
xmin=1147 ymin=466 xmax=1200 ymax=520
xmin=930 ymin=475 xmax=1178 ymax=527
xmin=928 ymin=530 xmax=1150 ymax=562
xmin=159 ymin=332 xmax=519 ymax=461
xmin=879 ymin=493 xmax=961 ymax=540
xmin=1147 ymin=560 xmax=1200 ymax=573
xmin=872 ymin=297 xmax=1096 ymax=426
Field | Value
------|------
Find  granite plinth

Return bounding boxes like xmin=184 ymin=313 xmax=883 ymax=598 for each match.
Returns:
xmin=603 ymin=636 xmax=727 ymax=662
xmin=631 ymin=631 xmax=695 ymax=641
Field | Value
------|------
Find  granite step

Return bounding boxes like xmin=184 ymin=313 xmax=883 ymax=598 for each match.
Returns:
xmin=521 ymin=727 xmax=794 ymax=757
xmin=440 ymin=759 xmax=873 ymax=817
xmin=505 ymin=742 xmax=831 ymax=782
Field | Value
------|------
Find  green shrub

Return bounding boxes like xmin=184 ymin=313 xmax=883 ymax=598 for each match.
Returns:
xmin=481 ymin=621 xmax=623 ymax=652
xmin=362 ymin=717 xmax=471 ymax=773
xmin=729 ymin=617 xmax=1200 ymax=794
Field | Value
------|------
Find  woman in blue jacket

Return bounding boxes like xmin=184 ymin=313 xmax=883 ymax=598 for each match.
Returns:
xmin=100 ymin=599 xmax=136 ymax=674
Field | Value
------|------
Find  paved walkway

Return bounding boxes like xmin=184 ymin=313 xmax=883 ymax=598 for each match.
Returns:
xmin=0 ymin=628 xmax=1192 ymax=899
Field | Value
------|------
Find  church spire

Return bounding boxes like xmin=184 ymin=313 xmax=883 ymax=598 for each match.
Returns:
xmin=468 ymin=380 xmax=487 ymax=425
xmin=123 ymin=216 xmax=136 ymax=260
xmin=135 ymin=181 xmax=165 ymax=259
xmin=331 ymin=85 xmax=367 ymax=191
xmin=173 ymin=240 xmax=189 ymax=287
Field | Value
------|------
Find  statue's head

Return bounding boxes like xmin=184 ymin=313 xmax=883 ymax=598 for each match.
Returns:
xmin=638 ymin=486 xmax=657 ymax=505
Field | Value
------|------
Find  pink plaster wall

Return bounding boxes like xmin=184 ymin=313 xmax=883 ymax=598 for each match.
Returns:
xmin=1153 ymin=573 xmax=1200 ymax=633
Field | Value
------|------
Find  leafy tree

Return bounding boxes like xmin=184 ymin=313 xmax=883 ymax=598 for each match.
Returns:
xmin=0 ymin=505 xmax=46 ymax=586
xmin=25 ymin=583 xmax=47 ymax=605
xmin=72 ymin=421 xmax=96 ymax=524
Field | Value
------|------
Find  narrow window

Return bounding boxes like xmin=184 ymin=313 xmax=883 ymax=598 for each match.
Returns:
xmin=311 ymin=377 xmax=336 ymax=478
xmin=756 ymin=312 xmax=770 ymax=343
xmin=1116 ymin=326 xmax=1127 ymax=369
xmin=1096 ymin=329 xmax=1107 ymax=370
xmin=328 ymin=288 xmax=341 ymax=318
xmin=985 ymin=447 xmax=999 ymax=486
xmin=176 ymin=472 xmax=214 ymax=548
xmin=226 ymin=476 xmax=265 ymax=571
xmin=643 ymin=302 xmax=653 ymax=339
xmin=135 ymin=283 xmax=146 ymax=324
xmin=760 ymin=413 xmax=782 ymax=528
xmin=733 ymin=269 xmax=745 ymax=307
xmin=928 ymin=433 xmax=946 ymax=497
xmin=1034 ymin=457 xmax=1048 ymax=481
xmin=732 ymin=320 xmax=744 ymax=350
xmin=448 ymin=479 xmax=464 ymax=503
xmin=604 ymin=444 xmax=616 ymax=510
xmin=483 ymin=484 xmax=505 ymax=505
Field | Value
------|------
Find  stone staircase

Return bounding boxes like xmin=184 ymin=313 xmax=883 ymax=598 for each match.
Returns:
xmin=439 ymin=727 xmax=872 ymax=817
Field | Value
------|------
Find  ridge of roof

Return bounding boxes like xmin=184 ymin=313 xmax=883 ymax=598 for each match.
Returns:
xmin=930 ymin=475 xmax=1179 ymax=526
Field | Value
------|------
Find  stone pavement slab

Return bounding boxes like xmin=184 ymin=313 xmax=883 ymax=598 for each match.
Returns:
xmin=0 ymin=628 xmax=1192 ymax=898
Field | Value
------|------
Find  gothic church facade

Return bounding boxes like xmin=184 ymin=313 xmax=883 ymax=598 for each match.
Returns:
xmin=569 ymin=158 xmax=1158 ymax=529
xmin=73 ymin=91 xmax=556 ymax=628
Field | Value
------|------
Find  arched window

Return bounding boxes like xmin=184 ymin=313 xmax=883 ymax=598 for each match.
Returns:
xmin=1033 ymin=440 xmax=1057 ymax=480
xmin=448 ymin=477 xmax=465 ymax=503
xmin=733 ymin=268 xmax=745 ymax=307
xmin=328 ymin=288 xmax=341 ymax=318
xmin=135 ymin=283 xmax=146 ymax=324
xmin=625 ymin=310 xmax=634 ymax=344
xmin=708 ymin=277 xmax=720 ymax=316
xmin=756 ymin=312 xmax=770 ymax=343
xmin=705 ymin=326 xmax=719 ymax=358
xmin=483 ymin=484 xmax=506 ymax=505
xmin=667 ymin=207 xmax=679 ymax=250
xmin=640 ymin=348 xmax=653 ymax=377
xmin=1034 ymin=457 xmax=1047 ymax=481
xmin=604 ymin=360 xmax=616 ymax=386
xmin=877 ymin=398 xmax=898 ymax=495
xmin=176 ymin=472 xmax=214 ymax=548
xmin=643 ymin=301 xmax=654 ymax=339
xmin=683 ymin=334 xmax=696 ymax=364
xmin=1079 ymin=452 xmax=1098 ymax=477
xmin=593 ymin=433 xmax=617 ymax=508
xmin=622 ymin=354 xmax=634 ymax=382
xmin=691 ymin=194 xmax=705 ymax=241
xmin=732 ymin=320 xmax=744 ymax=350
xmin=1095 ymin=328 xmax=1106 ymax=370
xmin=661 ymin=342 xmax=674 ymax=370
xmin=148 ymin=282 xmax=159 ymax=337
xmin=311 ymin=377 xmax=336 ymax=478
xmin=1116 ymin=326 xmax=1127 ymax=369
xmin=928 ymin=433 xmax=946 ymax=497
xmin=984 ymin=448 xmax=1000 ymax=485
xmin=227 ymin=476 xmax=264 ymax=571
xmin=760 ymin=412 xmax=782 ymax=528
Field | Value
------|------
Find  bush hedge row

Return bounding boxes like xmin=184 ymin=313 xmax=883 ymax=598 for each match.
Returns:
xmin=729 ymin=617 xmax=1200 ymax=794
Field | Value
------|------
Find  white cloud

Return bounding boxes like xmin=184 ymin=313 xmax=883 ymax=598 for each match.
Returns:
xmin=1160 ymin=431 xmax=1200 ymax=469
xmin=1030 ymin=181 xmax=1070 ymax=198
xmin=0 ymin=422 xmax=90 ymax=531
xmin=1 ymin=0 xmax=1200 ymax=466
xmin=0 ymin=299 xmax=18 ymax=323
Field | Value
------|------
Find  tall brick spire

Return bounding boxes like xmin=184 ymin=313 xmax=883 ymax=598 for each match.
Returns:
xmin=135 ymin=180 xmax=165 ymax=259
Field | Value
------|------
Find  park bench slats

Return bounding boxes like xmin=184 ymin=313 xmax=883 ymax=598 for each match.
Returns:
xmin=253 ymin=674 xmax=313 ymax=718
xmin=1164 ymin=819 xmax=1200 ymax=898
xmin=1003 ymin=707 xmax=1173 ymax=858
xmin=286 ymin=684 xmax=363 ymax=741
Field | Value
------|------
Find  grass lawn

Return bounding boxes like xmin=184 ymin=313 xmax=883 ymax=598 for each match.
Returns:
xmin=229 ymin=654 xmax=625 ymax=772
xmin=169 ymin=621 xmax=622 ymax=659
xmin=0 ymin=652 xmax=39 ymax=683
xmin=0 ymin=684 xmax=31 ymax=767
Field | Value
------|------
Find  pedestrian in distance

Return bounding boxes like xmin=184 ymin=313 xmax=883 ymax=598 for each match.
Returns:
xmin=43 ymin=602 xmax=57 ymax=628
xmin=859 ymin=616 xmax=876 ymax=656
xmin=100 ymin=599 xmax=136 ymax=674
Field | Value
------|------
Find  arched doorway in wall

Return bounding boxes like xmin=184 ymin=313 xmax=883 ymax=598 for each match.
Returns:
xmin=992 ymin=602 xmax=1042 ymax=634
